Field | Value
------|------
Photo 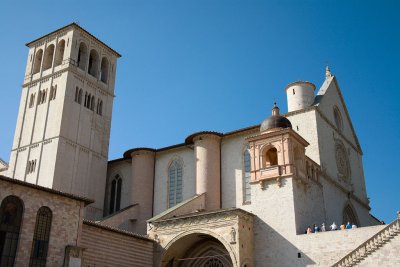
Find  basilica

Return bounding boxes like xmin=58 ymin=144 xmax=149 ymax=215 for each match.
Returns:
xmin=0 ymin=23 xmax=399 ymax=267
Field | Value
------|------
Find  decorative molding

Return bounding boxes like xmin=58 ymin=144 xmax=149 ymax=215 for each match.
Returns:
xmin=23 ymin=65 xmax=115 ymax=98
xmin=151 ymin=209 xmax=253 ymax=232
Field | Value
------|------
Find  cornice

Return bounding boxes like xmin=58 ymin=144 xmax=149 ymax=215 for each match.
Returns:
xmin=284 ymin=80 xmax=316 ymax=91
xmin=26 ymin=22 xmax=121 ymax=58
xmin=22 ymin=63 xmax=115 ymax=98
xmin=151 ymin=208 xmax=254 ymax=230
xmin=12 ymin=136 xmax=107 ymax=160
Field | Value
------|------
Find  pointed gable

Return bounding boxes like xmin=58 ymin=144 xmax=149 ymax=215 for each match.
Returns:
xmin=314 ymin=76 xmax=362 ymax=153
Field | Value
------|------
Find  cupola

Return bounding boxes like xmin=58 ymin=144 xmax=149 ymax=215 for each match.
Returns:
xmin=260 ymin=103 xmax=292 ymax=133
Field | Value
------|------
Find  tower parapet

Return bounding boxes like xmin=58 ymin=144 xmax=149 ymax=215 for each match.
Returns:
xmin=285 ymin=81 xmax=316 ymax=112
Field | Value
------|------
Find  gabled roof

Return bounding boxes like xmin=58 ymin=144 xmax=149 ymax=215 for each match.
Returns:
xmin=314 ymin=76 xmax=362 ymax=153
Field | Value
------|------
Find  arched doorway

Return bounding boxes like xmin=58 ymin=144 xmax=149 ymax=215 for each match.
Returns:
xmin=161 ymin=233 xmax=234 ymax=267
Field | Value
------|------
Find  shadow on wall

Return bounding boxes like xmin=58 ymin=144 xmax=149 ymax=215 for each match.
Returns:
xmin=254 ymin=218 xmax=315 ymax=266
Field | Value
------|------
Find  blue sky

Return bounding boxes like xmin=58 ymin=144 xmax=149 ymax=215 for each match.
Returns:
xmin=0 ymin=0 xmax=398 ymax=223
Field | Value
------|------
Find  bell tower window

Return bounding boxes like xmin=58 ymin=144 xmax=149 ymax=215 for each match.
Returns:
xmin=88 ymin=49 xmax=99 ymax=78
xmin=32 ymin=49 xmax=43 ymax=74
xmin=54 ymin=40 xmax=65 ymax=66
xmin=77 ymin=42 xmax=88 ymax=71
xmin=263 ymin=147 xmax=278 ymax=168
xmin=100 ymin=57 xmax=109 ymax=83
xmin=42 ymin=44 xmax=55 ymax=70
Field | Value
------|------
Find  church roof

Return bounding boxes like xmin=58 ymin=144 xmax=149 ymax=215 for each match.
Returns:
xmin=83 ymin=220 xmax=154 ymax=242
xmin=0 ymin=175 xmax=94 ymax=205
xmin=120 ymin=126 xmax=260 ymax=160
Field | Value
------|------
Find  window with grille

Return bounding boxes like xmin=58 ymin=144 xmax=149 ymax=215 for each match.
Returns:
xmin=168 ymin=160 xmax=183 ymax=208
xmin=29 ymin=206 xmax=52 ymax=267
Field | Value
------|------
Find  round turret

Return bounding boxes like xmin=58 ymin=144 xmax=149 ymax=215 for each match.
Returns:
xmin=260 ymin=103 xmax=292 ymax=132
xmin=285 ymin=81 xmax=316 ymax=112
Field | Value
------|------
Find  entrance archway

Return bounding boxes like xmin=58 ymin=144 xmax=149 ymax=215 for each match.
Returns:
xmin=160 ymin=233 xmax=234 ymax=267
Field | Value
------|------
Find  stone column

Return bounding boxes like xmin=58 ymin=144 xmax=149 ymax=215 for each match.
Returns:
xmin=131 ymin=148 xmax=155 ymax=233
xmin=194 ymin=133 xmax=221 ymax=211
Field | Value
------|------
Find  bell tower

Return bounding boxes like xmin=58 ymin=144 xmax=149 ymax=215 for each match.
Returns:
xmin=5 ymin=23 xmax=121 ymax=220
xmin=247 ymin=103 xmax=326 ymax=234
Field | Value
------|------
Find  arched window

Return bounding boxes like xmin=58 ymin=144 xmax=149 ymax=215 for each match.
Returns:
xmin=100 ymin=57 xmax=109 ymax=83
xmin=84 ymin=92 xmax=88 ymax=107
xmin=29 ymin=93 xmax=36 ymax=108
xmin=243 ymin=149 xmax=251 ymax=203
xmin=37 ymin=89 xmax=47 ymax=105
xmin=343 ymin=204 xmax=358 ymax=226
xmin=96 ymin=99 xmax=103 ymax=115
xmin=263 ymin=147 xmax=278 ymax=168
xmin=54 ymin=40 xmax=65 ymax=66
xmin=29 ymin=207 xmax=52 ymax=266
xmin=77 ymin=42 xmax=88 ymax=71
xmin=0 ymin=195 xmax=24 ymax=267
xmin=90 ymin=96 xmax=95 ymax=111
xmin=85 ymin=94 xmax=92 ymax=109
xmin=78 ymin=89 xmax=83 ymax=104
xmin=42 ymin=44 xmax=55 ymax=70
xmin=88 ymin=49 xmax=99 ymax=78
xmin=109 ymin=175 xmax=122 ymax=214
xmin=333 ymin=106 xmax=343 ymax=132
xmin=49 ymin=85 xmax=57 ymax=101
xmin=75 ymin=87 xmax=79 ymax=103
xmin=32 ymin=49 xmax=43 ymax=74
xmin=168 ymin=160 xmax=183 ymax=208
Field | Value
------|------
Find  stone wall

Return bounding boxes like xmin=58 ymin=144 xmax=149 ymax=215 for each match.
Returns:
xmin=0 ymin=177 xmax=85 ymax=267
xmin=80 ymin=221 xmax=154 ymax=267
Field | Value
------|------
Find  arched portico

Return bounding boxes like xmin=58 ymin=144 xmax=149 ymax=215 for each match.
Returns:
xmin=148 ymin=208 xmax=253 ymax=267
xmin=160 ymin=230 xmax=235 ymax=267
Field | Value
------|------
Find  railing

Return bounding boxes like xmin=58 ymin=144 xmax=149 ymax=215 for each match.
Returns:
xmin=332 ymin=215 xmax=400 ymax=267
xmin=260 ymin=165 xmax=280 ymax=178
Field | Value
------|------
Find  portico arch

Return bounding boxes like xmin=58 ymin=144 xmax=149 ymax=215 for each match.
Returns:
xmin=160 ymin=229 xmax=237 ymax=267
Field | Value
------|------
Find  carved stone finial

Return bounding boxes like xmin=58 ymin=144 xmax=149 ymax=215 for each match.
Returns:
xmin=326 ymin=65 xmax=332 ymax=78
xmin=272 ymin=102 xmax=280 ymax=116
